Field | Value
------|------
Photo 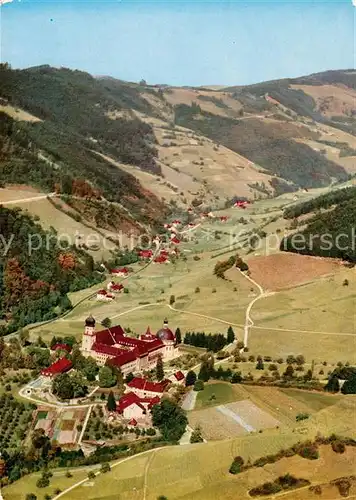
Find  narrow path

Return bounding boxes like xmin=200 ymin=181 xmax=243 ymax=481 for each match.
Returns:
xmin=167 ymin=303 xmax=244 ymax=329
xmin=0 ymin=192 xmax=57 ymax=205
xmin=78 ymin=405 xmax=93 ymax=444
xmin=238 ymin=270 xmax=266 ymax=347
xmin=142 ymin=450 xmax=156 ymax=500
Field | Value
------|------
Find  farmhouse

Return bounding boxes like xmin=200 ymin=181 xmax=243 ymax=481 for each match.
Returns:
xmin=138 ymin=249 xmax=153 ymax=259
xmin=41 ymin=358 xmax=73 ymax=378
xmin=220 ymin=216 xmax=228 ymax=222
xmin=111 ymin=267 xmax=129 ymax=277
xmin=171 ymin=236 xmax=180 ymax=245
xmin=107 ymin=281 xmax=124 ymax=293
xmin=96 ymin=289 xmax=114 ymax=301
xmin=153 ymin=255 xmax=169 ymax=264
xmin=126 ymin=377 xmax=170 ymax=398
xmin=81 ymin=316 xmax=177 ymax=375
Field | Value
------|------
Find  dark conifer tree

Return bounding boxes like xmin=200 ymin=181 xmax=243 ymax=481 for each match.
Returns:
xmin=175 ymin=327 xmax=182 ymax=344
xmin=107 ymin=391 xmax=116 ymax=412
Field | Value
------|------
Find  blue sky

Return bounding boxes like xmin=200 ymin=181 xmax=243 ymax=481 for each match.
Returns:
xmin=1 ymin=0 xmax=355 ymax=86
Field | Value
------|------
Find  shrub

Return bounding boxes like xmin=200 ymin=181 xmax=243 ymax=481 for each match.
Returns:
xmin=331 ymin=440 xmax=346 ymax=454
xmin=332 ymin=478 xmax=352 ymax=497
xmin=229 ymin=456 xmax=244 ymax=474
xmin=296 ymin=413 xmax=310 ymax=422
xmin=309 ymin=485 xmax=322 ymax=495
xmin=101 ymin=462 xmax=111 ymax=473
xmin=193 ymin=380 xmax=204 ymax=391
xmin=296 ymin=442 xmax=319 ymax=460
xmin=36 ymin=476 xmax=50 ymax=488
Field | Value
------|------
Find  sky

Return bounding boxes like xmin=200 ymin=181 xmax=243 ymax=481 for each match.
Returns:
xmin=1 ymin=0 xmax=355 ymax=86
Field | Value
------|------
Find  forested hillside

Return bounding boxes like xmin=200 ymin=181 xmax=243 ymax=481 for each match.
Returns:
xmin=284 ymin=186 xmax=356 ymax=219
xmin=0 ymin=206 xmax=103 ymax=333
xmin=281 ymin=190 xmax=356 ymax=262
xmin=174 ymin=103 xmax=348 ymax=189
xmin=0 ymin=64 xmax=168 ymax=227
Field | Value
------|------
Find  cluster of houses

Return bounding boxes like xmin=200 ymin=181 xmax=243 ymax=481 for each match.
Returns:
xmin=234 ymin=200 xmax=251 ymax=209
xmin=96 ymin=280 xmax=125 ymax=302
xmin=115 ymin=371 xmax=185 ymax=426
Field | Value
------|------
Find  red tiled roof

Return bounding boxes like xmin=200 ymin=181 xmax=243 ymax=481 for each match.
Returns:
xmin=97 ymin=289 xmax=107 ymax=295
xmin=112 ymin=267 xmax=129 ymax=274
xmin=51 ymin=343 xmax=72 ymax=353
xmin=95 ymin=325 xmax=126 ymax=345
xmin=111 ymin=284 xmax=124 ymax=291
xmin=129 ymin=418 xmax=138 ymax=426
xmin=174 ymin=371 xmax=185 ymax=381
xmin=171 ymin=237 xmax=180 ymax=244
xmin=116 ymin=392 xmax=161 ymax=415
xmin=91 ymin=342 xmax=122 ymax=357
xmin=91 ymin=325 xmax=164 ymax=367
xmin=139 ymin=249 xmax=153 ymax=258
xmin=127 ymin=377 xmax=170 ymax=394
xmin=140 ymin=327 xmax=156 ymax=341
xmin=107 ymin=349 xmax=138 ymax=367
xmin=154 ymin=255 xmax=168 ymax=263
xmin=41 ymin=358 xmax=73 ymax=376
xmin=116 ymin=392 xmax=145 ymax=412
xmin=140 ymin=395 xmax=160 ymax=408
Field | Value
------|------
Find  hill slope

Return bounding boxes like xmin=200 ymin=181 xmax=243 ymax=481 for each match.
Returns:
xmin=1 ymin=65 xmax=355 ymax=227
xmin=0 ymin=205 xmax=103 ymax=333
xmin=281 ymin=186 xmax=356 ymax=262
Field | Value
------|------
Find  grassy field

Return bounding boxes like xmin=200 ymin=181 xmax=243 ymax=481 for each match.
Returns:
xmin=194 ymin=382 xmax=245 ymax=410
xmin=56 ymin=416 xmax=356 ymax=500
xmin=188 ymin=381 xmax=343 ymax=443
xmin=279 ymin=388 xmax=342 ymax=412
xmin=2 ymin=467 xmax=98 ymax=500
xmin=248 ymin=265 xmax=356 ymax=363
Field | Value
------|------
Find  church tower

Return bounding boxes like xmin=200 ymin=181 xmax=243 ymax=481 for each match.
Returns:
xmin=81 ymin=314 xmax=96 ymax=354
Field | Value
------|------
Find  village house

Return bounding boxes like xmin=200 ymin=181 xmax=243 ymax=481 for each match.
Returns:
xmin=111 ymin=267 xmax=129 ymax=277
xmin=138 ymin=249 xmax=153 ymax=259
xmin=153 ymin=255 xmax=169 ymax=264
xmin=81 ymin=316 xmax=177 ymax=375
xmin=96 ymin=289 xmax=115 ymax=301
xmin=107 ymin=281 xmax=124 ymax=293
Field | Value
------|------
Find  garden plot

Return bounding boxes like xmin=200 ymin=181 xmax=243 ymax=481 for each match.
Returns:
xmin=189 ymin=399 xmax=279 ymax=440
xmin=33 ymin=407 xmax=88 ymax=446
